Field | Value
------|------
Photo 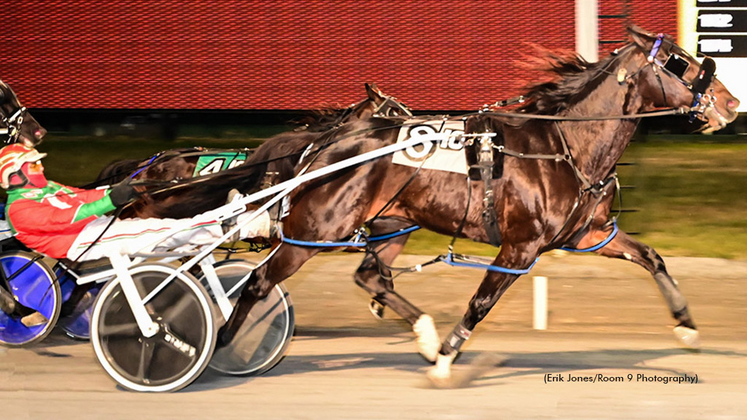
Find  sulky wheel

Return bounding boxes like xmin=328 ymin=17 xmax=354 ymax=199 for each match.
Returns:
xmin=0 ymin=251 xmax=60 ymax=347
xmin=90 ymin=263 xmax=216 ymax=392
xmin=199 ymin=259 xmax=294 ymax=376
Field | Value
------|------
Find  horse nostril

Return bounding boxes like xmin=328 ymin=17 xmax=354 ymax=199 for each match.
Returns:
xmin=34 ymin=129 xmax=45 ymax=138
xmin=726 ymin=99 xmax=738 ymax=109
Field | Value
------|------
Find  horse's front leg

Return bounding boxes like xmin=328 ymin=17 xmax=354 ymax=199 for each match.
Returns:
xmin=428 ymin=245 xmax=538 ymax=384
xmin=354 ymin=219 xmax=439 ymax=362
xmin=578 ymin=227 xmax=699 ymax=348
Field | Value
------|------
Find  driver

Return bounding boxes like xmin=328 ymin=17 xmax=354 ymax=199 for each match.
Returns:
xmin=0 ymin=143 xmax=272 ymax=325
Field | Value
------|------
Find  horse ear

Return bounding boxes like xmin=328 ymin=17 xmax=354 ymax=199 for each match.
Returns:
xmin=365 ymin=83 xmax=384 ymax=102
xmin=627 ymin=25 xmax=656 ymax=50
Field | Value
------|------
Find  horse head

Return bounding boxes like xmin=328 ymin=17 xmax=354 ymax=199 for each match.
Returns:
xmin=627 ymin=26 xmax=739 ymax=133
xmin=0 ymin=80 xmax=46 ymax=146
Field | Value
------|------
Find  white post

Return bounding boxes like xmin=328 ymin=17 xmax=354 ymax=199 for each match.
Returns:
xmin=533 ymin=276 xmax=548 ymax=330
xmin=576 ymin=0 xmax=599 ymax=62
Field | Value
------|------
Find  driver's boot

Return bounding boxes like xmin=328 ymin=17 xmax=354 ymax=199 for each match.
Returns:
xmin=20 ymin=311 xmax=48 ymax=328
xmin=0 ymin=286 xmax=47 ymax=327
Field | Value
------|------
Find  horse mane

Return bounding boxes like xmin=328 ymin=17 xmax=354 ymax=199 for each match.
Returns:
xmin=292 ymin=105 xmax=356 ymax=132
xmin=516 ymin=45 xmax=629 ymax=114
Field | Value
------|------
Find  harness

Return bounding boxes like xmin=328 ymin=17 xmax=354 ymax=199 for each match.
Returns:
xmin=372 ymin=96 xmax=414 ymax=118
xmin=462 ymin=131 xmax=502 ymax=246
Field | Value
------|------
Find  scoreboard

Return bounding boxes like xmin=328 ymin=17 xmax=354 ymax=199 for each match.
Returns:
xmin=680 ymin=0 xmax=747 ymax=111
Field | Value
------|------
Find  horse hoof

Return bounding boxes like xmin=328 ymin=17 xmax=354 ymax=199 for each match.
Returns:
xmin=368 ymin=299 xmax=385 ymax=320
xmin=426 ymin=353 xmax=505 ymax=389
xmin=425 ymin=353 xmax=458 ymax=388
xmin=413 ymin=315 xmax=440 ymax=363
xmin=426 ymin=368 xmax=456 ymax=389
xmin=673 ymin=326 xmax=700 ymax=349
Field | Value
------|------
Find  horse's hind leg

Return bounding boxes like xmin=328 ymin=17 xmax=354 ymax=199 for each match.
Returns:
xmin=429 ymin=244 xmax=539 ymax=385
xmin=579 ymin=228 xmax=699 ymax=348
xmin=354 ymin=221 xmax=439 ymax=361
xmin=218 ymin=245 xmax=321 ymax=346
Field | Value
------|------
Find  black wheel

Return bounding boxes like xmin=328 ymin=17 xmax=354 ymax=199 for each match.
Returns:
xmin=90 ymin=263 xmax=216 ymax=392
xmin=0 ymin=251 xmax=60 ymax=347
xmin=199 ymin=259 xmax=294 ymax=376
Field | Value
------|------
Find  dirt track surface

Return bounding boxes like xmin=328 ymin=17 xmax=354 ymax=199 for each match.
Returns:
xmin=2 ymin=253 xmax=747 ymax=419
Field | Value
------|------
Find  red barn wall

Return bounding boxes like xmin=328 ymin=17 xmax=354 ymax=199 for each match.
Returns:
xmin=1 ymin=0 xmax=677 ymax=111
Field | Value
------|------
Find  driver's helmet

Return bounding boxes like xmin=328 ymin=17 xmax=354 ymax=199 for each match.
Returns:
xmin=0 ymin=143 xmax=47 ymax=189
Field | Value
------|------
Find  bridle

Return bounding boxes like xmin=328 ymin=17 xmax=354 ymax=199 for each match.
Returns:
xmin=0 ymin=83 xmax=29 ymax=144
xmin=372 ymin=95 xmax=413 ymax=118
xmin=645 ymin=34 xmax=717 ymax=124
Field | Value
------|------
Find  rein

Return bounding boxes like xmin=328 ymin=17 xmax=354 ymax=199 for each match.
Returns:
xmin=125 ymin=102 xmax=693 ymax=198
xmin=88 ymin=147 xmax=254 ymax=187
xmin=481 ymin=107 xmax=689 ymax=121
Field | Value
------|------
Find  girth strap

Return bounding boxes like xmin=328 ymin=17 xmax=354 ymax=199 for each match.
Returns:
xmin=472 ymin=135 xmax=502 ymax=247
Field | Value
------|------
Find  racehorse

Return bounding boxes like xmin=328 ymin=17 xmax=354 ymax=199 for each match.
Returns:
xmin=204 ymin=26 xmax=738 ymax=385
xmin=88 ymin=27 xmax=739 ymax=384
xmin=0 ymin=80 xmax=46 ymax=146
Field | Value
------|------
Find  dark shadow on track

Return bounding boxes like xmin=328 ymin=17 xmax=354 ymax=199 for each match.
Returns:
xmin=185 ymin=337 xmax=747 ymax=392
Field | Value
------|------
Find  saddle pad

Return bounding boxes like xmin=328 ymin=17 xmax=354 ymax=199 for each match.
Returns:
xmin=392 ymin=119 xmax=468 ymax=174
xmin=193 ymin=152 xmax=248 ymax=177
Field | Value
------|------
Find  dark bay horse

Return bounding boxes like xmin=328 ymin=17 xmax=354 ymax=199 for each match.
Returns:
xmin=211 ymin=27 xmax=739 ymax=384
xmin=0 ymin=80 xmax=46 ymax=146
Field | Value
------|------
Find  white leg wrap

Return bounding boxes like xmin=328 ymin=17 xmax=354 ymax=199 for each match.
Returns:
xmin=673 ymin=326 xmax=701 ymax=349
xmin=413 ymin=315 xmax=440 ymax=362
